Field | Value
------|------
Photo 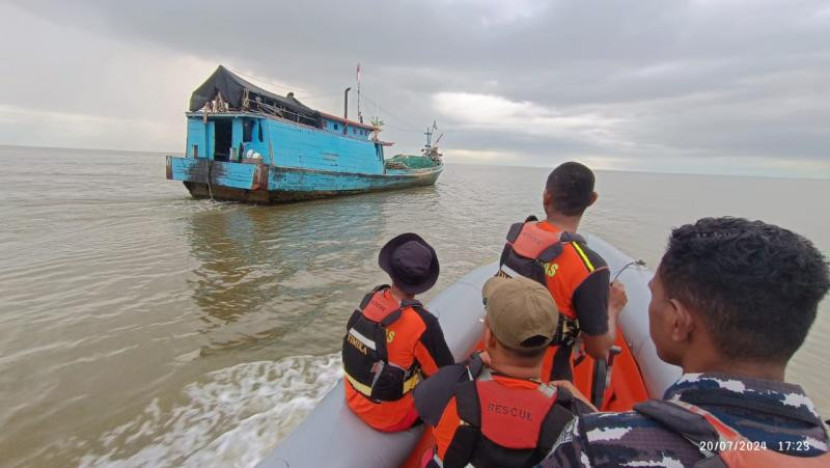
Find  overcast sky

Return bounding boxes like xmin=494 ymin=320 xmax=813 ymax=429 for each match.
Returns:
xmin=1 ymin=0 xmax=829 ymax=177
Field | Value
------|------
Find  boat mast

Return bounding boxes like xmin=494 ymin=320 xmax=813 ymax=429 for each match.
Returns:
xmin=424 ymin=120 xmax=438 ymax=148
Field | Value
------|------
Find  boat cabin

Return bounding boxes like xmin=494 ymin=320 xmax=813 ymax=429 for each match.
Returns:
xmin=184 ymin=66 xmax=387 ymax=174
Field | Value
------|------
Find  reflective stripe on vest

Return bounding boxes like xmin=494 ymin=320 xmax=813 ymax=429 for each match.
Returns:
xmin=347 ymin=328 xmax=377 ymax=351
xmin=345 ymin=370 xmax=422 ymax=398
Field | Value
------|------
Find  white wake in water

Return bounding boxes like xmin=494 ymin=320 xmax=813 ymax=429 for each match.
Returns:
xmin=78 ymin=354 xmax=342 ymax=468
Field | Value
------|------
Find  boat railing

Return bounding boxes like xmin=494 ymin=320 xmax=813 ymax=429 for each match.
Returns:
xmin=203 ymin=99 xmax=320 ymax=127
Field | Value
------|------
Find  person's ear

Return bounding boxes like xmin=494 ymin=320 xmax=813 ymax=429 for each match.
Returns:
xmin=669 ymin=299 xmax=694 ymax=343
xmin=543 ymin=189 xmax=554 ymax=213
xmin=483 ymin=322 xmax=496 ymax=350
xmin=588 ymin=191 xmax=598 ymax=207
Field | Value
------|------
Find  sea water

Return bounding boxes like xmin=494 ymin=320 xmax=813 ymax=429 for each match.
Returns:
xmin=1 ymin=145 xmax=827 ymax=467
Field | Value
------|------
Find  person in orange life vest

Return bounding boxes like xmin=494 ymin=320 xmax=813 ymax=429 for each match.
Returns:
xmin=342 ymin=233 xmax=454 ymax=432
xmin=413 ymin=276 xmax=596 ymax=468
xmin=540 ymin=217 xmax=830 ymax=467
xmin=498 ymin=162 xmax=627 ymax=381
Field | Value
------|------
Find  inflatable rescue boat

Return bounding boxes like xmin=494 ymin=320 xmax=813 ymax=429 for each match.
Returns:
xmin=257 ymin=235 xmax=682 ymax=468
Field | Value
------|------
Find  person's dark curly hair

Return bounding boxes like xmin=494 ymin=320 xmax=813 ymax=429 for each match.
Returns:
xmin=546 ymin=162 xmax=595 ymax=216
xmin=660 ymin=217 xmax=830 ymax=363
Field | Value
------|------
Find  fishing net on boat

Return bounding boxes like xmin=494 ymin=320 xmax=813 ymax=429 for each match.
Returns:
xmin=385 ymin=154 xmax=439 ymax=170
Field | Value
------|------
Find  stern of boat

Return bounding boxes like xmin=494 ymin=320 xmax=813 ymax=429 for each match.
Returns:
xmin=166 ymin=156 xmax=271 ymax=202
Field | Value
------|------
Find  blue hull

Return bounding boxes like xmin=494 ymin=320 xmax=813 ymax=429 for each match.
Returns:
xmin=166 ymin=156 xmax=442 ymax=203
xmin=167 ymin=68 xmax=444 ymax=204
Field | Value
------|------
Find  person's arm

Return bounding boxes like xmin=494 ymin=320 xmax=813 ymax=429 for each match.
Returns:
xmin=537 ymin=417 xmax=592 ymax=468
xmin=573 ymin=269 xmax=628 ymax=359
xmin=412 ymin=312 xmax=454 ymax=377
xmin=552 ymin=380 xmax=598 ymax=413
xmin=413 ymin=363 xmax=470 ymax=462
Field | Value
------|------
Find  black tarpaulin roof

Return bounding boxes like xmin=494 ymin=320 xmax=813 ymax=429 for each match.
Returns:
xmin=189 ymin=65 xmax=320 ymax=123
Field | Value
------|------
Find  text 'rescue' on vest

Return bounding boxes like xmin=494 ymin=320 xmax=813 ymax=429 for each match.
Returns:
xmin=426 ymin=356 xmax=577 ymax=468
xmin=635 ymin=400 xmax=830 ymax=468
xmin=499 ymin=219 xmax=590 ymax=345
xmin=342 ymin=285 xmax=423 ymax=402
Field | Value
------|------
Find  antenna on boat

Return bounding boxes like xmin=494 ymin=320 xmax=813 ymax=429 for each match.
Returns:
xmin=356 ymin=63 xmax=363 ymax=123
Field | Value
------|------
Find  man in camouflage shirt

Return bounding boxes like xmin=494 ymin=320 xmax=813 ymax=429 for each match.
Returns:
xmin=541 ymin=217 xmax=830 ymax=467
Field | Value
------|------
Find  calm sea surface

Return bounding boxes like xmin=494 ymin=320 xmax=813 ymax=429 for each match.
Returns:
xmin=1 ymin=145 xmax=828 ymax=467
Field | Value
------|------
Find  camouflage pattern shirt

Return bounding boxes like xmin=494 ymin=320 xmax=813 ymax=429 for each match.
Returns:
xmin=539 ymin=373 xmax=829 ymax=467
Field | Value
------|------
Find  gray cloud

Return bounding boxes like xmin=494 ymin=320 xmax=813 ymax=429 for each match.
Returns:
xmin=3 ymin=0 xmax=830 ymax=176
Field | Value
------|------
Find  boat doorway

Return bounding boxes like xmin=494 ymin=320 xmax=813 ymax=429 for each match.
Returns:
xmin=214 ymin=119 xmax=232 ymax=161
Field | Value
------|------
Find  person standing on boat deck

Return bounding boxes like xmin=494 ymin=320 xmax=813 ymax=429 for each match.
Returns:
xmin=540 ymin=217 xmax=830 ymax=468
xmin=342 ymin=233 xmax=454 ymax=432
xmin=413 ymin=276 xmax=596 ymax=468
xmin=498 ymin=161 xmax=627 ymax=381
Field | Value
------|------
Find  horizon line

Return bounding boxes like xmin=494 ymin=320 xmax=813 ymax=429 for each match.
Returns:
xmin=1 ymin=142 xmax=827 ymax=181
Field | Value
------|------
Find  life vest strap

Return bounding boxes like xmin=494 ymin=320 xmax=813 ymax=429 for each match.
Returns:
xmin=401 ymin=370 xmax=422 ymax=394
xmin=682 ymin=389 xmax=824 ymax=426
xmin=345 ymin=372 xmax=374 ymax=397
xmin=635 ymin=400 xmax=721 ymax=451
xmin=344 ymin=369 xmax=422 ymax=400
xmin=671 ymin=401 xmax=745 ymax=443
xmin=552 ymin=313 xmax=580 ymax=346
xmin=358 ymin=284 xmax=391 ymax=311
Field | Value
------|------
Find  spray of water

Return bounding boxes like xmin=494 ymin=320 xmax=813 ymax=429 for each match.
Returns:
xmin=78 ymin=354 xmax=342 ymax=468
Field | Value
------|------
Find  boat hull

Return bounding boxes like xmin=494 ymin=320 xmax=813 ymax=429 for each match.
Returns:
xmin=166 ymin=156 xmax=442 ymax=204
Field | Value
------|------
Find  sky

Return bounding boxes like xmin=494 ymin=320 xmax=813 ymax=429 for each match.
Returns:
xmin=1 ymin=0 xmax=829 ymax=178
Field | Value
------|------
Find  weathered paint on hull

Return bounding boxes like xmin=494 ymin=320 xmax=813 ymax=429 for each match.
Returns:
xmin=167 ymin=156 xmax=442 ymax=204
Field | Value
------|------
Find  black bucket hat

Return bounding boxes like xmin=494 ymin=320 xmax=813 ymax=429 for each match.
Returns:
xmin=378 ymin=233 xmax=440 ymax=295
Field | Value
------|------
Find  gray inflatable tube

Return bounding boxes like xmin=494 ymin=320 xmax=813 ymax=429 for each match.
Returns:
xmin=257 ymin=235 xmax=681 ymax=468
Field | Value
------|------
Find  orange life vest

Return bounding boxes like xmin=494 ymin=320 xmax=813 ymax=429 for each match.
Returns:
xmin=342 ymin=285 xmax=423 ymax=401
xmin=428 ymin=357 xmax=576 ymax=468
xmin=499 ymin=219 xmax=587 ymax=346
xmin=636 ymin=400 xmax=830 ymax=467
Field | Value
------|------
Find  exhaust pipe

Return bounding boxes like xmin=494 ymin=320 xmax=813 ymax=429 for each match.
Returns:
xmin=344 ymin=87 xmax=351 ymax=121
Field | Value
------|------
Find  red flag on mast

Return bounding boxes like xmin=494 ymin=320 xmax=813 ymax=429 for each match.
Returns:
xmin=356 ymin=63 xmax=361 ymax=83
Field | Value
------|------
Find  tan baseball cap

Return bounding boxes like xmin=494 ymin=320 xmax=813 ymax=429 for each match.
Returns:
xmin=482 ymin=276 xmax=559 ymax=350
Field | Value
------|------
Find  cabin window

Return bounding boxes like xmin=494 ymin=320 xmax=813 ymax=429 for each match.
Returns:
xmin=333 ymin=123 xmax=339 ymax=130
xmin=258 ymin=122 xmax=263 ymax=142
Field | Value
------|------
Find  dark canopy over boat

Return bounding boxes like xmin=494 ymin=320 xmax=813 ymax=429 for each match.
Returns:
xmin=189 ymin=65 xmax=320 ymax=125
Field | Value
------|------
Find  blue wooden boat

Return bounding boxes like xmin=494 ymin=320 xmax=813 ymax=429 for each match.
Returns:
xmin=166 ymin=66 xmax=444 ymax=203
